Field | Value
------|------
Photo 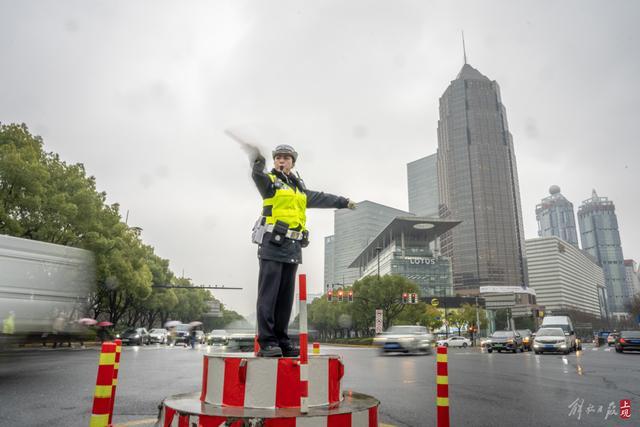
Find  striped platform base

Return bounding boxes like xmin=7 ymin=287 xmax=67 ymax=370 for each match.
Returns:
xmin=201 ymin=354 xmax=344 ymax=409
xmin=156 ymin=391 xmax=379 ymax=427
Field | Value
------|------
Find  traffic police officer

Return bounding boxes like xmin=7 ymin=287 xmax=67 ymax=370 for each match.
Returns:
xmin=252 ymin=144 xmax=355 ymax=357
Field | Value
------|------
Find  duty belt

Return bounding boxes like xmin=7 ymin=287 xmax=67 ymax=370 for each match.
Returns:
xmin=264 ymin=224 xmax=304 ymax=240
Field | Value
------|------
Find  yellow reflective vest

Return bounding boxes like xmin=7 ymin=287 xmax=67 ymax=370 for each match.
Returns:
xmin=262 ymin=173 xmax=307 ymax=231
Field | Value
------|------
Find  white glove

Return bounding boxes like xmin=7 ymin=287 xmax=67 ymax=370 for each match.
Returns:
xmin=347 ymin=199 xmax=357 ymax=210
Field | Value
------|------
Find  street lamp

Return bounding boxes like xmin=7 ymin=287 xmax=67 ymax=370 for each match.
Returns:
xmin=375 ymin=247 xmax=382 ymax=279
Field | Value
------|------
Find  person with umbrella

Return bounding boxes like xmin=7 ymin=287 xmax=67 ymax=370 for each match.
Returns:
xmin=96 ymin=321 xmax=113 ymax=343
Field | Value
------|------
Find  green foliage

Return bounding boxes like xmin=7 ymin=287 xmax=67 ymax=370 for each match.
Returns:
xmin=0 ymin=123 xmax=231 ymax=329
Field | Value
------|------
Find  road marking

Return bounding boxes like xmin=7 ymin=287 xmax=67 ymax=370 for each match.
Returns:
xmin=112 ymin=418 xmax=157 ymax=426
xmin=380 ymin=423 xmax=396 ymax=427
xmin=604 ymin=348 xmax=612 ymax=352
xmin=591 ymin=348 xmax=598 ymax=351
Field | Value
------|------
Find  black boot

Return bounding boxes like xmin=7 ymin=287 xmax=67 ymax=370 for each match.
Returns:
xmin=280 ymin=343 xmax=300 ymax=357
xmin=257 ymin=345 xmax=283 ymax=357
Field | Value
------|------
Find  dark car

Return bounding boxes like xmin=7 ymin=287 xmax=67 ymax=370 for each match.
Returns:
xmin=120 ymin=327 xmax=150 ymax=346
xmin=517 ymin=329 xmax=533 ymax=351
xmin=171 ymin=324 xmax=191 ymax=346
xmin=487 ymin=330 xmax=524 ymax=353
xmin=615 ymin=330 xmax=640 ymax=353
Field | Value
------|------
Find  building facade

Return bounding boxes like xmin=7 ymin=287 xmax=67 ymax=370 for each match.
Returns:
xmin=437 ymin=63 xmax=527 ymax=295
xmin=407 ymin=154 xmax=439 ymax=217
xmin=577 ymin=190 xmax=628 ymax=317
xmin=525 ymin=236 xmax=605 ymax=318
xmin=328 ymin=200 xmax=411 ymax=287
xmin=349 ymin=217 xmax=459 ymax=297
xmin=624 ymin=259 xmax=640 ymax=298
xmin=535 ymin=185 xmax=579 ymax=247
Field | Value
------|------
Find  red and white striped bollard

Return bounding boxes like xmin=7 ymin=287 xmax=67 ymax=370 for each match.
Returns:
xmin=298 ymin=273 xmax=309 ymax=413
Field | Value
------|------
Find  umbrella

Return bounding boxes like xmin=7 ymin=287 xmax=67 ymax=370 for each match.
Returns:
xmin=165 ymin=320 xmax=181 ymax=328
xmin=97 ymin=321 xmax=113 ymax=327
xmin=189 ymin=321 xmax=203 ymax=327
xmin=78 ymin=318 xmax=97 ymax=326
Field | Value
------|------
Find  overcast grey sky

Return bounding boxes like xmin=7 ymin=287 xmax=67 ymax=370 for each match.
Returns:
xmin=1 ymin=1 xmax=638 ymax=317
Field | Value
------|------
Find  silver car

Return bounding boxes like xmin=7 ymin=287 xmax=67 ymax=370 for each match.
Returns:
xmin=533 ymin=327 xmax=571 ymax=354
xmin=374 ymin=325 xmax=434 ymax=355
xmin=149 ymin=328 xmax=168 ymax=344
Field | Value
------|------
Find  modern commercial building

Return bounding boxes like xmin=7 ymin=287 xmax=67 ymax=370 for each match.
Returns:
xmin=349 ymin=217 xmax=460 ymax=297
xmin=577 ymin=190 xmax=628 ymax=317
xmin=327 ymin=200 xmax=411 ymax=287
xmin=525 ymin=236 xmax=605 ymax=318
xmin=437 ymin=62 xmax=527 ymax=295
xmin=624 ymin=259 xmax=640 ymax=298
xmin=407 ymin=154 xmax=439 ymax=217
xmin=535 ymin=185 xmax=579 ymax=247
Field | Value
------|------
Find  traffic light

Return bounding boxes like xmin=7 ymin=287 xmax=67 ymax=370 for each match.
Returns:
xmin=410 ymin=293 xmax=418 ymax=304
xmin=327 ymin=290 xmax=333 ymax=302
xmin=348 ymin=291 xmax=353 ymax=302
xmin=402 ymin=293 xmax=408 ymax=304
xmin=338 ymin=290 xmax=344 ymax=302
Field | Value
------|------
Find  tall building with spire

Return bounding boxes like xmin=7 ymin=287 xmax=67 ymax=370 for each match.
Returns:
xmin=535 ymin=185 xmax=579 ymax=247
xmin=437 ymin=60 xmax=527 ymax=295
xmin=577 ymin=190 xmax=628 ymax=317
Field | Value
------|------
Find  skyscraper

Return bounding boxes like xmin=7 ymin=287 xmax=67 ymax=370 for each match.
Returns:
xmin=624 ymin=259 xmax=640 ymax=298
xmin=535 ymin=185 xmax=579 ymax=247
xmin=577 ymin=190 xmax=628 ymax=317
xmin=407 ymin=154 xmax=439 ymax=217
xmin=437 ymin=62 xmax=527 ymax=295
xmin=328 ymin=200 xmax=410 ymax=287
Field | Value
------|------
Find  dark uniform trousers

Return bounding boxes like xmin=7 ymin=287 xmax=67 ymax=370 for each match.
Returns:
xmin=257 ymin=258 xmax=298 ymax=348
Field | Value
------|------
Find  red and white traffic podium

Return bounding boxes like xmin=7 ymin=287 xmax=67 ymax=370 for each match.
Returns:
xmin=157 ymin=352 xmax=379 ymax=426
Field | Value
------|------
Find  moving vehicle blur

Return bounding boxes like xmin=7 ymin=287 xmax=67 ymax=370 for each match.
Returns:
xmin=533 ymin=327 xmax=570 ymax=354
xmin=615 ymin=330 xmax=640 ymax=353
xmin=149 ymin=328 xmax=168 ymax=344
xmin=436 ymin=336 xmax=471 ymax=348
xmin=373 ymin=325 xmax=433 ymax=355
xmin=517 ymin=329 xmax=533 ymax=351
xmin=121 ymin=327 xmax=150 ymax=346
xmin=1 ymin=234 xmax=95 ymax=349
xmin=607 ymin=332 xmax=619 ymax=346
xmin=227 ymin=330 xmax=256 ymax=352
xmin=171 ymin=324 xmax=191 ymax=346
xmin=207 ymin=329 xmax=229 ymax=345
xmin=486 ymin=330 xmax=524 ymax=353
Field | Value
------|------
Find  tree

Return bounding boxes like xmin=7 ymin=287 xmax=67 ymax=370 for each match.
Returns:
xmin=351 ymin=275 xmax=419 ymax=330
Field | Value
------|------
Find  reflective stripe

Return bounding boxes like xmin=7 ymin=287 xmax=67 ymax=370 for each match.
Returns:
xmin=94 ymin=385 xmax=112 ymax=398
xmin=112 ymin=378 xmax=118 ymax=386
xmin=437 ymin=397 xmax=449 ymax=407
xmin=436 ymin=375 xmax=448 ymax=385
xmin=436 ymin=354 xmax=448 ymax=363
xmin=114 ymin=363 xmax=119 ymax=370
xmin=99 ymin=353 xmax=116 ymax=366
xmin=89 ymin=413 xmax=109 ymax=427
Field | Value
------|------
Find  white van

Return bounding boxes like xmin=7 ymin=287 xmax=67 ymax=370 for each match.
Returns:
xmin=540 ymin=316 xmax=580 ymax=351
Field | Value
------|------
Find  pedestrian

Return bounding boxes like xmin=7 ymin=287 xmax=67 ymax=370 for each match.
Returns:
xmin=251 ymin=144 xmax=355 ymax=357
xmin=189 ymin=327 xmax=197 ymax=349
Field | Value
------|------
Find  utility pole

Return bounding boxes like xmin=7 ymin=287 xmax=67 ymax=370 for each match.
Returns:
xmin=475 ymin=296 xmax=481 ymax=346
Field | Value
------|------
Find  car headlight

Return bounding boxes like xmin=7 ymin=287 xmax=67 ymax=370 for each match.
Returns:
xmin=133 ymin=334 xmax=140 ymax=338
xmin=533 ymin=344 xmax=540 ymax=348
xmin=561 ymin=344 xmax=567 ymax=348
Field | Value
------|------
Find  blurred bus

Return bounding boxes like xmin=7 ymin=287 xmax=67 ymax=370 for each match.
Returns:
xmin=0 ymin=234 xmax=95 ymax=348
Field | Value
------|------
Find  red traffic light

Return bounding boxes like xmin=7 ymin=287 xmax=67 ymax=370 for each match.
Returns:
xmin=327 ymin=290 xmax=333 ymax=302
xmin=348 ymin=291 xmax=353 ymax=302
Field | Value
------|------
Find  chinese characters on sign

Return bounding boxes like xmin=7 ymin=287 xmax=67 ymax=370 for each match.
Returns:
xmin=568 ymin=398 xmax=632 ymax=421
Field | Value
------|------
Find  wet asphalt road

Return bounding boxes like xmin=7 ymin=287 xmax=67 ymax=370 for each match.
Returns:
xmin=0 ymin=343 xmax=638 ymax=427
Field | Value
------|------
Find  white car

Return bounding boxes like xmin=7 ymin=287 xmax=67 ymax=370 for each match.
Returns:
xmin=149 ymin=328 xmax=168 ymax=344
xmin=436 ymin=336 xmax=472 ymax=348
xmin=373 ymin=325 xmax=434 ymax=354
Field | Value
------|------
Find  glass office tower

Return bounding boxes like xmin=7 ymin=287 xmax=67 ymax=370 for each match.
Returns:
xmin=437 ymin=63 xmax=527 ymax=295
xmin=407 ymin=154 xmax=439 ymax=217
xmin=535 ymin=185 xmax=579 ymax=247
xmin=578 ymin=190 xmax=628 ymax=317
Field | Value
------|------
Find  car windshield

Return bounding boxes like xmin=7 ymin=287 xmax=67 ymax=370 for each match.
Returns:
xmin=385 ymin=326 xmax=424 ymax=334
xmin=517 ymin=330 xmax=531 ymax=336
xmin=123 ymin=328 xmax=137 ymax=334
xmin=492 ymin=331 xmax=514 ymax=337
xmin=150 ymin=329 xmax=166 ymax=334
xmin=621 ymin=331 xmax=640 ymax=338
xmin=211 ymin=330 xmax=227 ymax=335
xmin=176 ymin=324 xmax=190 ymax=332
xmin=536 ymin=328 xmax=564 ymax=337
